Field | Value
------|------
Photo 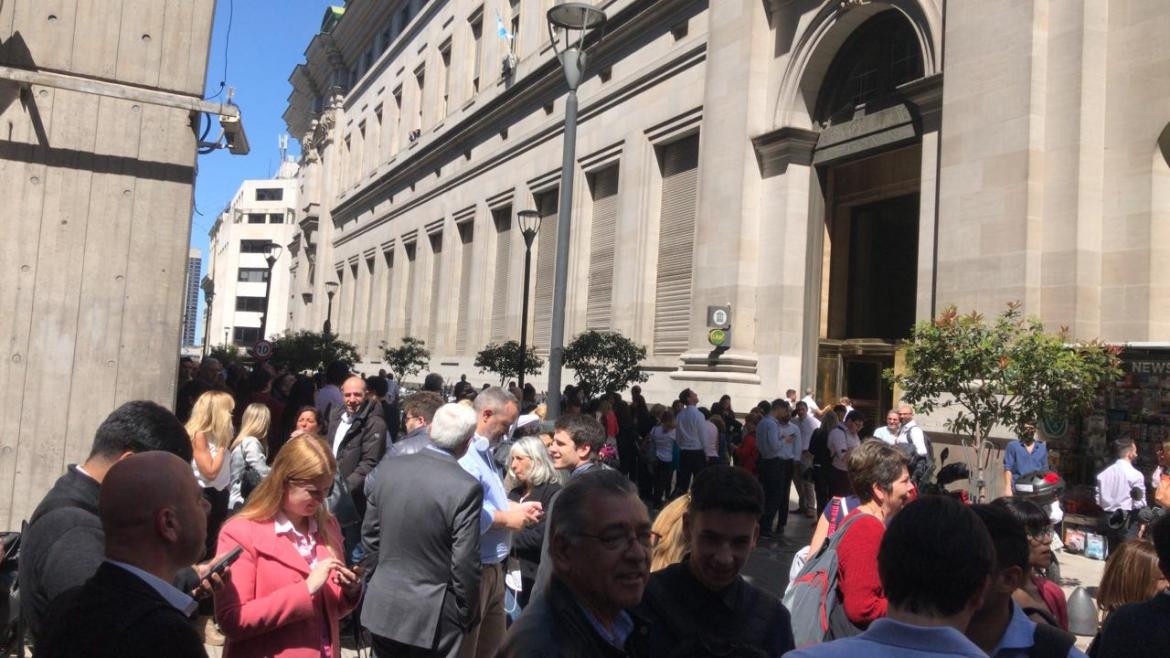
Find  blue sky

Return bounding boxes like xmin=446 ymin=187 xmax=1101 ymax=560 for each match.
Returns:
xmin=190 ymin=0 xmax=336 ymax=342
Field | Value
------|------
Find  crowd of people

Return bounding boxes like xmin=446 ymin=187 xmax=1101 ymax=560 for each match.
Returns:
xmin=13 ymin=357 xmax=1170 ymax=657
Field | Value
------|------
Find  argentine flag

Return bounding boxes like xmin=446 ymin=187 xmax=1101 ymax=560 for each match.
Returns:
xmin=496 ymin=12 xmax=513 ymax=40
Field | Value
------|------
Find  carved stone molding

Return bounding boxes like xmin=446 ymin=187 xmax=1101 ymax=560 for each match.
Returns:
xmin=751 ymin=126 xmax=819 ymax=177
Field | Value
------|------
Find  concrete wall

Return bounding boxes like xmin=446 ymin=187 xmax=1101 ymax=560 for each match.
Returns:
xmin=0 ymin=0 xmax=215 ymax=529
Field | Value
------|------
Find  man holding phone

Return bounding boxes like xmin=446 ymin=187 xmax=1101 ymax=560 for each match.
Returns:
xmin=20 ymin=401 xmax=229 ymax=640
xmin=37 ymin=452 xmax=215 ymax=657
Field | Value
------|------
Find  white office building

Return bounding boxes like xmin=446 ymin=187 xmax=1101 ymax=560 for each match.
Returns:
xmin=206 ymin=163 xmax=299 ymax=349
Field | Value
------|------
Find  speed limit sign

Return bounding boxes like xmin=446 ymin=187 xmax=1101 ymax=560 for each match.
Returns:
xmin=252 ymin=339 xmax=274 ymax=360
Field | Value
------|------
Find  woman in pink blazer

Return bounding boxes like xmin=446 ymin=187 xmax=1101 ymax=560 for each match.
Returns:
xmin=215 ymin=434 xmax=362 ymax=657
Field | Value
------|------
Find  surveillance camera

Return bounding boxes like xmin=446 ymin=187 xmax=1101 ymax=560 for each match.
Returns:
xmin=220 ymin=113 xmax=250 ymax=156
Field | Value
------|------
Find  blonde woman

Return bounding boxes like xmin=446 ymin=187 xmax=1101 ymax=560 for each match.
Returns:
xmin=229 ymin=403 xmax=273 ymax=510
xmin=650 ymin=494 xmax=690 ymax=572
xmin=185 ymin=389 xmax=235 ymax=556
xmin=215 ymin=435 xmax=362 ymax=658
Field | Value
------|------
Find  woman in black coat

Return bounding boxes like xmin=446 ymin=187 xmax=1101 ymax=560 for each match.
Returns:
xmin=506 ymin=435 xmax=563 ymax=609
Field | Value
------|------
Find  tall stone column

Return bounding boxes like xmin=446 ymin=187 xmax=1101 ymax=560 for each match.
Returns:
xmin=671 ymin=0 xmax=770 ymax=393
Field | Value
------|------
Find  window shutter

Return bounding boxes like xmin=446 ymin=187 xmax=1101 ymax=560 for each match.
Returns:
xmin=533 ymin=192 xmax=559 ymax=355
xmin=428 ymin=232 xmax=443 ymax=346
xmin=382 ymin=249 xmax=395 ymax=345
xmin=653 ymin=134 xmax=699 ymax=356
xmin=403 ymin=242 xmax=417 ymax=337
xmin=490 ymin=208 xmax=512 ymax=342
xmin=363 ymin=257 xmax=376 ymax=356
xmin=586 ymin=166 xmax=619 ymax=331
xmin=456 ymin=222 xmax=475 ymax=354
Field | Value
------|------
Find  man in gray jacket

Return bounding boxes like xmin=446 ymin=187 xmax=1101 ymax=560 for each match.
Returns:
xmin=364 ymin=391 xmax=445 ymax=496
xmin=361 ymin=403 xmax=484 ymax=657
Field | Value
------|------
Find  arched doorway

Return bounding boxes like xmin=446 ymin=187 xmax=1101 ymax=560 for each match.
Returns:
xmin=811 ymin=10 xmax=927 ymax=426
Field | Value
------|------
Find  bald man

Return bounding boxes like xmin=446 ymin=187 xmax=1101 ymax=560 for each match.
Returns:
xmin=38 ymin=452 xmax=210 ymax=657
xmin=325 ymin=376 xmax=387 ymax=518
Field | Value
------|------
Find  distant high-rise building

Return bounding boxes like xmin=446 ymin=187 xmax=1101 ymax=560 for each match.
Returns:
xmin=182 ymin=249 xmax=202 ymax=347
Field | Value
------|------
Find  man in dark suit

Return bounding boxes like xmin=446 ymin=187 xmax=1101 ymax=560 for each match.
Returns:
xmin=362 ymin=403 xmax=484 ymax=657
xmin=326 ymin=375 xmax=388 ymax=516
xmin=38 ymin=452 xmax=211 ymax=657
xmin=1095 ymin=514 xmax=1170 ymax=657
xmin=19 ymin=400 xmax=198 ymax=639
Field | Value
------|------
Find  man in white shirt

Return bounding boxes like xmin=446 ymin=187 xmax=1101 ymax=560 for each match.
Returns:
xmin=897 ymin=403 xmax=929 ymax=457
xmin=800 ymin=388 xmax=820 ymax=417
xmin=1097 ymin=438 xmax=1146 ymax=553
xmin=673 ymin=388 xmax=707 ymax=497
xmin=794 ymin=401 xmax=821 ymax=517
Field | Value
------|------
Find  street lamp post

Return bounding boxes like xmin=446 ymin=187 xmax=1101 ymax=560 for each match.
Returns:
xmin=200 ymin=277 xmax=214 ymax=357
xmin=323 ymin=280 xmax=339 ymax=337
xmin=259 ymin=242 xmax=283 ymax=341
xmin=544 ymin=2 xmax=606 ymax=419
xmin=516 ymin=210 xmax=542 ymax=390
xmin=224 ymin=326 xmax=230 ymax=347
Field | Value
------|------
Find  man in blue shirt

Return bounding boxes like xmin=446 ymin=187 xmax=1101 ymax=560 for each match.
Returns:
xmin=1003 ymin=422 xmax=1048 ymax=498
xmin=966 ymin=504 xmax=1083 ymax=657
xmin=458 ymin=387 xmax=542 ymax=658
xmin=788 ymin=496 xmax=993 ymax=658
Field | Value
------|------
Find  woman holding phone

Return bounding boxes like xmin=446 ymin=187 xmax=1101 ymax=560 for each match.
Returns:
xmin=214 ymin=434 xmax=362 ymax=657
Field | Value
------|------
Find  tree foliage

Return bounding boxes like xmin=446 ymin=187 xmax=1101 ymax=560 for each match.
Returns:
xmin=475 ymin=341 xmax=543 ymax=385
xmin=885 ymin=303 xmax=1122 ymax=498
xmin=268 ymin=330 xmax=361 ymax=374
xmin=381 ymin=336 xmax=431 ymax=381
xmin=207 ymin=344 xmax=242 ymax=369
xmin=563 ymin=330 xmax=649 ymax=399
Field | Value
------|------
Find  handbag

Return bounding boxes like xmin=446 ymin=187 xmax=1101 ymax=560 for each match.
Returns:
xmin=240 ymin=462 xmax=262 ymax=500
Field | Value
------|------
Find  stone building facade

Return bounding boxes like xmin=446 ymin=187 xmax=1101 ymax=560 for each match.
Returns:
xmin=283 ymin=0 xmax=1170 ymax=415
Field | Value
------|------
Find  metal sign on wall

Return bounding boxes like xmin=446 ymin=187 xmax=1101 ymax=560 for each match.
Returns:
xmin=707 ymin=305 xmax=731 ymax=347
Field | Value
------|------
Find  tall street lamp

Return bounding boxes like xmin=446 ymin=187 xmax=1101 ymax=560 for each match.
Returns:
xmin=516 ymin=210 xmax=542 ymax=390
xmin=544 ymin=2 xmax=606 ymax=419
xmin=323 ymin=280 xmax=339 ymax=337
xmin=200 ymin=276 xmax=215 ymax=357
xmin=259 ymin=241 xmax=283 ymax=341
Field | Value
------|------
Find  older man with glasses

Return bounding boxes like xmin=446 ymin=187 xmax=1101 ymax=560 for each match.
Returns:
xmin=499 ymin=470 xmax=652 ymax=657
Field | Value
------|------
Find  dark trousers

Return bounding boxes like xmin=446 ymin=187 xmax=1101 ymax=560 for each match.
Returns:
xmin=1101 ymin=509 xmax=1140 ymax=556
xmin=759 ymin=458 xmax=794 ymax=533
xmin=813 ymin=466 xmax=832 ymax=516
xmin=373 ymin=632 xmax=460 ymax=658
xmin=653 ymin=459 xmax=674 ymax=506
xmin=202 ymin=486 xmax=229 ymax=559
xmin=673 ymin=449 xmax=707 ymax=497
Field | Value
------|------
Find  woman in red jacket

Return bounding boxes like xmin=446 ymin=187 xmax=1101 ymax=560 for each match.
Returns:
xmin=734 ymin=409 xmax=764 ymax=475
xmin=835 ymin=440 xmax=913 ymax=630
xmin=215 ymin=435 xmax=362 ymax=658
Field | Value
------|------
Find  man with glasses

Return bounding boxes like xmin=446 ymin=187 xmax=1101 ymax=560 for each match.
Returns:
xmin=638 ymin=466 xmax=794 ymax=656
xmin=500 ymin=470 xmax=652 ymax=657
xmin=363 ymin=391 xmax=446 ymax=496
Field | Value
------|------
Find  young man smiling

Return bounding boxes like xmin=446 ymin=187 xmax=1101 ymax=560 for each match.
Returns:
xmin=637 ymin=466 xmax=795 ymax=656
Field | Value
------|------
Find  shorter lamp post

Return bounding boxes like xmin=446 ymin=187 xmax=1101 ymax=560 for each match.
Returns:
xmin=200 ymin=277 xmax=214 ymax=357
xmin=516 ymin=210 xmax=542 ymax=390
xmin=259 ymin=242 xmax=283 ymax=341
xmin=323 ymin=280 xmax=339 ymax=337
xmin=223 ymin=326 xmax=230 ymax=347
xmin=544 ymin=2 xmax=607 ymax=419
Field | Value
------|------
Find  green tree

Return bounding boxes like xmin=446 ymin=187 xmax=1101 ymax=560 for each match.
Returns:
xmin=207 ymin=344 xmax=242 ymax=369
xmin=563 ymin=330 xmax=649 ymax=400
xmin=474 ymin=341 xmax=544 ymax=385
xmin=885 ymin=303 xmax=1122 ymax=500
xmin=381 ymin=336 xmax=431 ymax=382
xmin=268 ymin=330 xmax=361 ymax=374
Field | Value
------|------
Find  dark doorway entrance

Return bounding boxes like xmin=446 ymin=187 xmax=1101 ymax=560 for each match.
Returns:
xmin=845 ymin=193 xmax=919 ymax=340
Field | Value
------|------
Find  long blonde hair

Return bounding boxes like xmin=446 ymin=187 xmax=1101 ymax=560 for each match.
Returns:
xmin=236 ymin=434 xmax=340 ymax=556
xmin=651 ymin=495 xmax=690 ymax=572
xmin=185 ymin=390 xmax=235 ymax=451
xmin=232 ymin=403 xmax=271 ymax=452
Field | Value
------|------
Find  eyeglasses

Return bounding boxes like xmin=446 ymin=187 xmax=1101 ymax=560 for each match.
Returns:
xmin=576 ymin=529 xmax=656 ymax=551
xmin=1028 ymin=528 xmax=1054 ymax=542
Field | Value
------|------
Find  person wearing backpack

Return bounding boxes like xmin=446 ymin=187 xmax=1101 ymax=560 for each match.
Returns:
xmin=788 ymin=495 xmax=993 ymax=657
xmin=637 ymin=466 xmax=794 ymax=657
xmin=783 ymin=441 xmax=912 ymax=646
xmin=966 ymin=504 xmax=1084 ymax=658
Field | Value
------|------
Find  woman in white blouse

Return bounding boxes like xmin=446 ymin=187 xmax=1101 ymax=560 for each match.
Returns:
xmin=229 ymin=403 xmax=273 ymax=510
